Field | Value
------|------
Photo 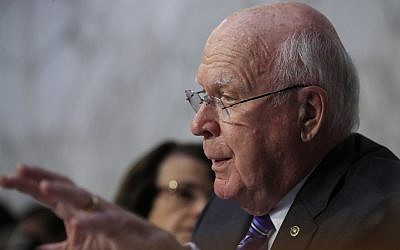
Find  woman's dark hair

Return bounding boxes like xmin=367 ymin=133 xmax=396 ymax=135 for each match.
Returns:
xmin=114 ymin=141 xmax=213 ymax=218
xmin=0 ymin=201 xmax=15 ymax=227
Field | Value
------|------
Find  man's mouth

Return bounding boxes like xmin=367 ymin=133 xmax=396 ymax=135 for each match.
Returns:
xmin=211 ymin=158 xmax=231 ymax=171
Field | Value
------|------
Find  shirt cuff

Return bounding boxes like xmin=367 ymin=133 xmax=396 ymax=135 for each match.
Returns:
xmin=183 ymin=242 xmax=200 ymax=250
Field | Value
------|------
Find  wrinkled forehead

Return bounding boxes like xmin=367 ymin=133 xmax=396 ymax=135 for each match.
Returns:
xmin=196 ymin=6 xmax=295 ymax=92
xmin=197 ymin=19 xmax=273 ymax=93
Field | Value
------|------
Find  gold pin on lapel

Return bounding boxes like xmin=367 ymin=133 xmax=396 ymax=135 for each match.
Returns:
xmin=289 ymin=225 xmax=300 ymax=237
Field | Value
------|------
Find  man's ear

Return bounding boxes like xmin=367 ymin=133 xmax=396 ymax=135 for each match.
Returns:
xmin=297 ymin=86 xmax=327 ymax=142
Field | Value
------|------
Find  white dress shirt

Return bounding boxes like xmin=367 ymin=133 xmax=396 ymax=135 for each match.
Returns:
xmin=268 ymin=174 xmax=310 ymax=249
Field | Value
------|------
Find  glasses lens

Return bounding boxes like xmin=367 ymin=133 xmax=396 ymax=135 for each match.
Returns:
xmin=185 ymin=90 xmax=230 ymax=120
xmin=210 ymin=97 xmax=230 ymax=119
xmin=185 ymin=90 xmax=203 ymax=112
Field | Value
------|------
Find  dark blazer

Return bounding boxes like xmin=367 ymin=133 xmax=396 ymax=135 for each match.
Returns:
xmin=192 ymin=133 xmax=400 ymax=250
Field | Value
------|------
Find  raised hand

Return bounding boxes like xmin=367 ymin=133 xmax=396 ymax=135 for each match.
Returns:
xmin=0 ymin=164 xmax=185 ymax=250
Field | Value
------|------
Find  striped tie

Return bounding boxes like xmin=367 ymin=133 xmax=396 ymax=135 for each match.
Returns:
xmin=237 ymin=215 xmax=275 ymax=250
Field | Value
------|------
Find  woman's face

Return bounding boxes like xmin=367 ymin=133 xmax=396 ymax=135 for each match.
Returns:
xmin=147 ymin=153 xmax=213 ymax=244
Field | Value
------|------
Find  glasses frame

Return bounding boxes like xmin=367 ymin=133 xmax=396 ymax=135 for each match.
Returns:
xmin=185 ymin=84 xmax=310 ymax=114
xmin=156 ymin=180 xmax=211 ymax=204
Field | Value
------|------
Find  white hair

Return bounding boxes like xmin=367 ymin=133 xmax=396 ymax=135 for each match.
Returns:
xmin=270 ymin=30 xmax=360 ymax=135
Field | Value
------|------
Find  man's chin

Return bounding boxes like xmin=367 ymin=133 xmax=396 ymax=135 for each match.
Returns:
xmin=213 ymin=179 xmax=239 ymax=200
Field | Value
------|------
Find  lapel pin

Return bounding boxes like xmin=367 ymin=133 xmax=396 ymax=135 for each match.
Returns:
xmin=289 ymin=225 xmax=300 ymax=237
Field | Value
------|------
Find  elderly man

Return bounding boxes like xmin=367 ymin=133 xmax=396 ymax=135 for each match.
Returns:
xmin=1 ymin=2 xmax=399 ymax=250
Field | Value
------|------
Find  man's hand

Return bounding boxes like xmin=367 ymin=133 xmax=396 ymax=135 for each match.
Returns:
xmin=0 ymin=164 xmax=185 ymax=250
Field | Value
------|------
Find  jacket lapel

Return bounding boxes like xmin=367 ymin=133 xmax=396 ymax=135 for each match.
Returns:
xmin=272 ymin=134 xmax=359 ymax=250
xmin=271 ymin=200 xmax=317 ymax=250
xmin=192 ymin=195 xmax=252 ymax=250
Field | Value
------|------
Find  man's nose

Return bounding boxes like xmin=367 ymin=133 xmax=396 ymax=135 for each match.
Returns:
xmin=190 ymin=106 xmax=220 ymax=138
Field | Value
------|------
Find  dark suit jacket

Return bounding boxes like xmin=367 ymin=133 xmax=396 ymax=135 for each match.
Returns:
xmin=192 ymin=133 xmax=400 ymax=250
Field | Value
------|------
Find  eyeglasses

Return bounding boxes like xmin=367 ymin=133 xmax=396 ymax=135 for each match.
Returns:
xmin=157 ymin=180 xmax=211 ymax=204
xmin=185 ymin=84 xmax=309 ymax=118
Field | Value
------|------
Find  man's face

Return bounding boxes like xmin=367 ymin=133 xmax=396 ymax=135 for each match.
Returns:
xmin=192 ymin=55 xmax=302 ymax=214
xmin=190 ymin=24 xmax=301 ymax=215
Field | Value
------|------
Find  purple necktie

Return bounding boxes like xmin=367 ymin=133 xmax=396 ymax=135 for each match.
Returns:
xmin=237 ymin=215 xmax=275 ymax=250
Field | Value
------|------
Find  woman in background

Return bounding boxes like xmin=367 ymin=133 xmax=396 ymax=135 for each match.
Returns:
xmin=115 ymin=141 xmax=214 ymax=244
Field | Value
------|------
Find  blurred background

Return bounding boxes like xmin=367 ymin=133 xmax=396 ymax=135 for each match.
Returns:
xmin=0 ymin=0 xmax=399 ymax=212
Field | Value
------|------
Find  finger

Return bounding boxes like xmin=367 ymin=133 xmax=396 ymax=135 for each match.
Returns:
xmin=40 ymin=180 xmax=99 ymax=211
xmin=70 ymin=206 xmax=145 ymax=235
xmin=0 ymin=175 xmax=56 ymax=208
xmin=17 ymin=163 xmax=73 ymax=184
xmin=36 ymin=241 xmax=67 ymax=250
